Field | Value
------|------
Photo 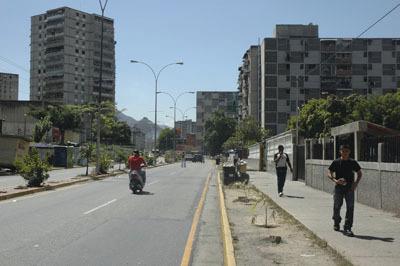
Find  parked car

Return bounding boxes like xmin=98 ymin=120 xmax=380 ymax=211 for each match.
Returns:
xmin=192 ymin=154 xmax=204 ymax=162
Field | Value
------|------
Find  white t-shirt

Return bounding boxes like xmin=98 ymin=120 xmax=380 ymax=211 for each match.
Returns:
xmin=276 ymin=153 xmax=288 ymax=168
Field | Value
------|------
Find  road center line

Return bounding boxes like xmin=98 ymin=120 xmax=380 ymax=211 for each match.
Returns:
xmin=146 ymin=180 xmax=160 ymax=186
xmin=84 ymin=199 xmax=117 ymax=215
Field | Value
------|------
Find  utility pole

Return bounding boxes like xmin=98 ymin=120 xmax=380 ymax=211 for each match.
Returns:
xmin=95 ymin=0 xmax=108 ymax=174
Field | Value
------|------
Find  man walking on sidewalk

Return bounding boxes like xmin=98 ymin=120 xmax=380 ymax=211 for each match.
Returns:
xmin=328 ymin=144 xmax=362 ymax=237
xmin=273 ymin=145 xmax=293 ymax=197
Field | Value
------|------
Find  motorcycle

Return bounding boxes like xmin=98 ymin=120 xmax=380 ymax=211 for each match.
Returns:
xmin=129 ymin=168 xmax=146 ymax=194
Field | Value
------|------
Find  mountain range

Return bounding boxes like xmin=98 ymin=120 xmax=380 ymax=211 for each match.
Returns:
xmin=116 ymin=111 xmax=169 ymax=140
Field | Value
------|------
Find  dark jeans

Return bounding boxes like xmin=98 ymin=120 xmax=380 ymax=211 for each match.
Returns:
xmin=276 ymin=167 xmax=287 ymax=193
xmin=333 ymin=188 xmax=355 ymax=229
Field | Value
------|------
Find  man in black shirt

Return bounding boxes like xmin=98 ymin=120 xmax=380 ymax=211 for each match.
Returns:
xmin=328 ymin=144 xmax=362 ymax=237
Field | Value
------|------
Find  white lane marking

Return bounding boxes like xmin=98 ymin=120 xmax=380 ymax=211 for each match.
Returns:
xmin=84 ymin=199 xmax=117 ymax=215
xmin=146 ymin=180 xmax=160 ymax=186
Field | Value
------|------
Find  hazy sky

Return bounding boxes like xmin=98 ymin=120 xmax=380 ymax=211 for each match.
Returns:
xmin=1 ymin=0 xmax=399 ymax=126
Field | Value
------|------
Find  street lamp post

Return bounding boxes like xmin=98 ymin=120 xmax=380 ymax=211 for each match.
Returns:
xmin=158 ymin=91 xmax=195 ymax=160
xmin=95 ymin=0 xmax=109 ymax=174
xmin=23 ymin=113 xmax=27 ymax=137
xmin=130 ymin=60 xmax=183 ymax=162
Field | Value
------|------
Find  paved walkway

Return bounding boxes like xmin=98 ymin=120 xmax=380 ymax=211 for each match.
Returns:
xmin=250 ymin=171 xmax=400 ymax=266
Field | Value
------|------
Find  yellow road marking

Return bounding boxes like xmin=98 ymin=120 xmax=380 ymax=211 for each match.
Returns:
xmin=217 ymin=172 xmax=236 ymax=266
xmin=180 ymin=173 xmax=211 ymax=266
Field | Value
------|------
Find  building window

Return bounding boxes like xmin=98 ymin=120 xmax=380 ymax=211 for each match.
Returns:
xmin=76 ymin=22 xmax=80 ymax=26
xmin=286 ymin=76 xmax=290 ymax=82
xmin=76 ymin=12 xmax=79 ymax=17
xmin=75 ymin=49 xmax=79 ymax=53
xmin=75 ymin=58 xmax=79 ymax=62
xmin=82 ymin=50 xmax=85 ymax=55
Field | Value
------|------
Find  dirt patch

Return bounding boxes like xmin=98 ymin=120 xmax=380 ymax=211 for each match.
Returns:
xmin=224 ymin=183 xmax=352 ymax=266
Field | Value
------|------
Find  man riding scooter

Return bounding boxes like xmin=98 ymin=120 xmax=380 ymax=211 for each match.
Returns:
xmin=128 ymin=150 xmax=147 ymax=190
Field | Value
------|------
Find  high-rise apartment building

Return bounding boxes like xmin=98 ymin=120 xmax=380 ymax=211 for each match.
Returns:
xmin=30 ymin=7 xmax=115 ymax=104
xmin=254 ymin=24 xmax=400 ymax=135
xmin=238 ymin=46 xmax=260 ymax=123
xmin=196 ymin=91 xmax=238 ymax=150
xmin=175 ymin=119 xmax=196 ymax=139
xmin=0 ymin=72 xmax=18 ymax=100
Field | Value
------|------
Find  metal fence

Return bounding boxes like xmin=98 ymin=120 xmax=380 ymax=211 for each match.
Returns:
xmin=382 ymin=135 xmax=400 ymax=163
xmin=325 ymin=139 xmax=335 ymax=160
xmin=312 ymin=142 xmax=323 ymax=160
xmin=360 ymin=136 xmax=379 ymax=162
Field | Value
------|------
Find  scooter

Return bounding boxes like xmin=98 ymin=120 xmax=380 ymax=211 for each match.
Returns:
xmin=129 ymin=168 xmax=146 ymax=194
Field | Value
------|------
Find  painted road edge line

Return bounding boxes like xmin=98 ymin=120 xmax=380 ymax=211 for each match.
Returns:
xmin=217 ymin=172 xmax=236 ymax=266
xmin=180 ymin=173 xmax=212 ymax=266
xmin=84 ymin=199 xmax=117 ymax=215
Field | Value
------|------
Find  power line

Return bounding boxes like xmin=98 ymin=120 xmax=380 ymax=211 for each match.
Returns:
xmin=357 ymin=2 xmax=400 ymax=38
xmin=0 ymin=55 xmax=29 ymax=73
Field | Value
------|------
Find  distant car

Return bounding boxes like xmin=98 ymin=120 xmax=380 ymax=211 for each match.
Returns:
xmin=192 ymin=154 xmax=203 ymax=163
xmin=185 ymin=154 xmax=194 ymax=161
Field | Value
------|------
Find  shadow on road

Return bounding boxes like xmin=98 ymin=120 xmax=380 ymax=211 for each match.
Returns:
xmin=285 ymin=195 xmax=305 ymax=199
xmin=352 ymin=235 xmax=395 ymax=242
xmin=135 ymin=191 xmax=154 ymax=196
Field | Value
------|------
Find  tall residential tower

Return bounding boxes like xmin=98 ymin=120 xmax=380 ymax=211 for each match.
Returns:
xmin=30 ymin=7 xmax=115 ymax=104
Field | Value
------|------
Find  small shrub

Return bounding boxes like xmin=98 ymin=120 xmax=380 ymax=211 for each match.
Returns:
xmin=15 ymin=148 xmax=51 ymax=187
xmin=99 ymin=152 xmax=112 ymax=174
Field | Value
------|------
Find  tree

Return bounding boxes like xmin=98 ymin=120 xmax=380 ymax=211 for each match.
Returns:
xmin=287 ymin=93 xmax=400 ymax=138
xmin=81 ymin=102 xmax=131 ymax=145
xmin=222 ymin=117 xmax=271 ymax=150
xmin=33 ymin=116 xmax=52 ymax=143
xmin=204 ymin=110 xmax=237 ymax=156
xmin=158 ymin=128 xmax=174 ymax=151
xmin=80 ymin=144 xmax=95 ymax=176
xmin=30 ymin=105 xmax=82 ymax=144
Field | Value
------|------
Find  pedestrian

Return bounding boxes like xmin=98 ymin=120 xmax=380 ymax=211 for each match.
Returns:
xmin=181 ymin=152 xmax=186 ymax=168
xmin=273 ymin=145 xmax=293 ymax=197
xmin=327 ymin=144 xmax=362 ymax=237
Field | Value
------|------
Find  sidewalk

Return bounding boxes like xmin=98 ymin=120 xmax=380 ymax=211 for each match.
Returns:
xmin=250 ymin=171 xmax=399 ymax=266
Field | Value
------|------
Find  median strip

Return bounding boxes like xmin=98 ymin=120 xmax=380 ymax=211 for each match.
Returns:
xmin=180 ymin=173 xmax=211 ymax=266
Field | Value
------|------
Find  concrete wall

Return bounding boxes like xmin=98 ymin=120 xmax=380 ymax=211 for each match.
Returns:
xmin=246 ymin=143 xmax=260 ymax=171
xmin=306 ymin=159 xmax=400 ymax=213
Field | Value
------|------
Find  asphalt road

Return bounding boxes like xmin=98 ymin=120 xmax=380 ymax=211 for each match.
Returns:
xmin=0 ymin=162 xmax=212 ymax=266
xmin=0 ymin=165 xmax=98 ymax=189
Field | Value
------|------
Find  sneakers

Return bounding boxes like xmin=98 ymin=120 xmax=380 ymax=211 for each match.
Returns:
xmin=343 ymin=228 xmax=354 ymax=237
xmin=278 ymin=192 xmax=283 ymax=197
xmin=333 ymin=224 xmax=340 ymax=231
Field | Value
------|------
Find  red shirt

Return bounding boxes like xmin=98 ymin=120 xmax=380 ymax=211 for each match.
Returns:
xmin=128 ymin=155 xmax=146 ymax=171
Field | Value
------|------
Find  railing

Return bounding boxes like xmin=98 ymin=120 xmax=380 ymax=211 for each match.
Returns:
xmin=312 ymin=142 xmax=323 ymax=160
xmin=360 ymin=136 xmax=379 ymax=162
xmin=325 ymin=140 xmax=335 ymax=160
xmin=382 ymin=135 xmax=400 ymax=163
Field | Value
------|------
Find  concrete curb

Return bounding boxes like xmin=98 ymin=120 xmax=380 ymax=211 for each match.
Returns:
xmin=0 ymin=178 xmax=90 ymax=201
xmin=0 ymin=170 xmax=125 ymax=202
xmin=217 ymin=171 xmax=236 ymax=266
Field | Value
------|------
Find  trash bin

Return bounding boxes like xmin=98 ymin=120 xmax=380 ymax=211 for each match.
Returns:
xmin=223 ymin=164 xmax=236 ymax=185
xmin=238 ymin=161 xmax=247 ymax=174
